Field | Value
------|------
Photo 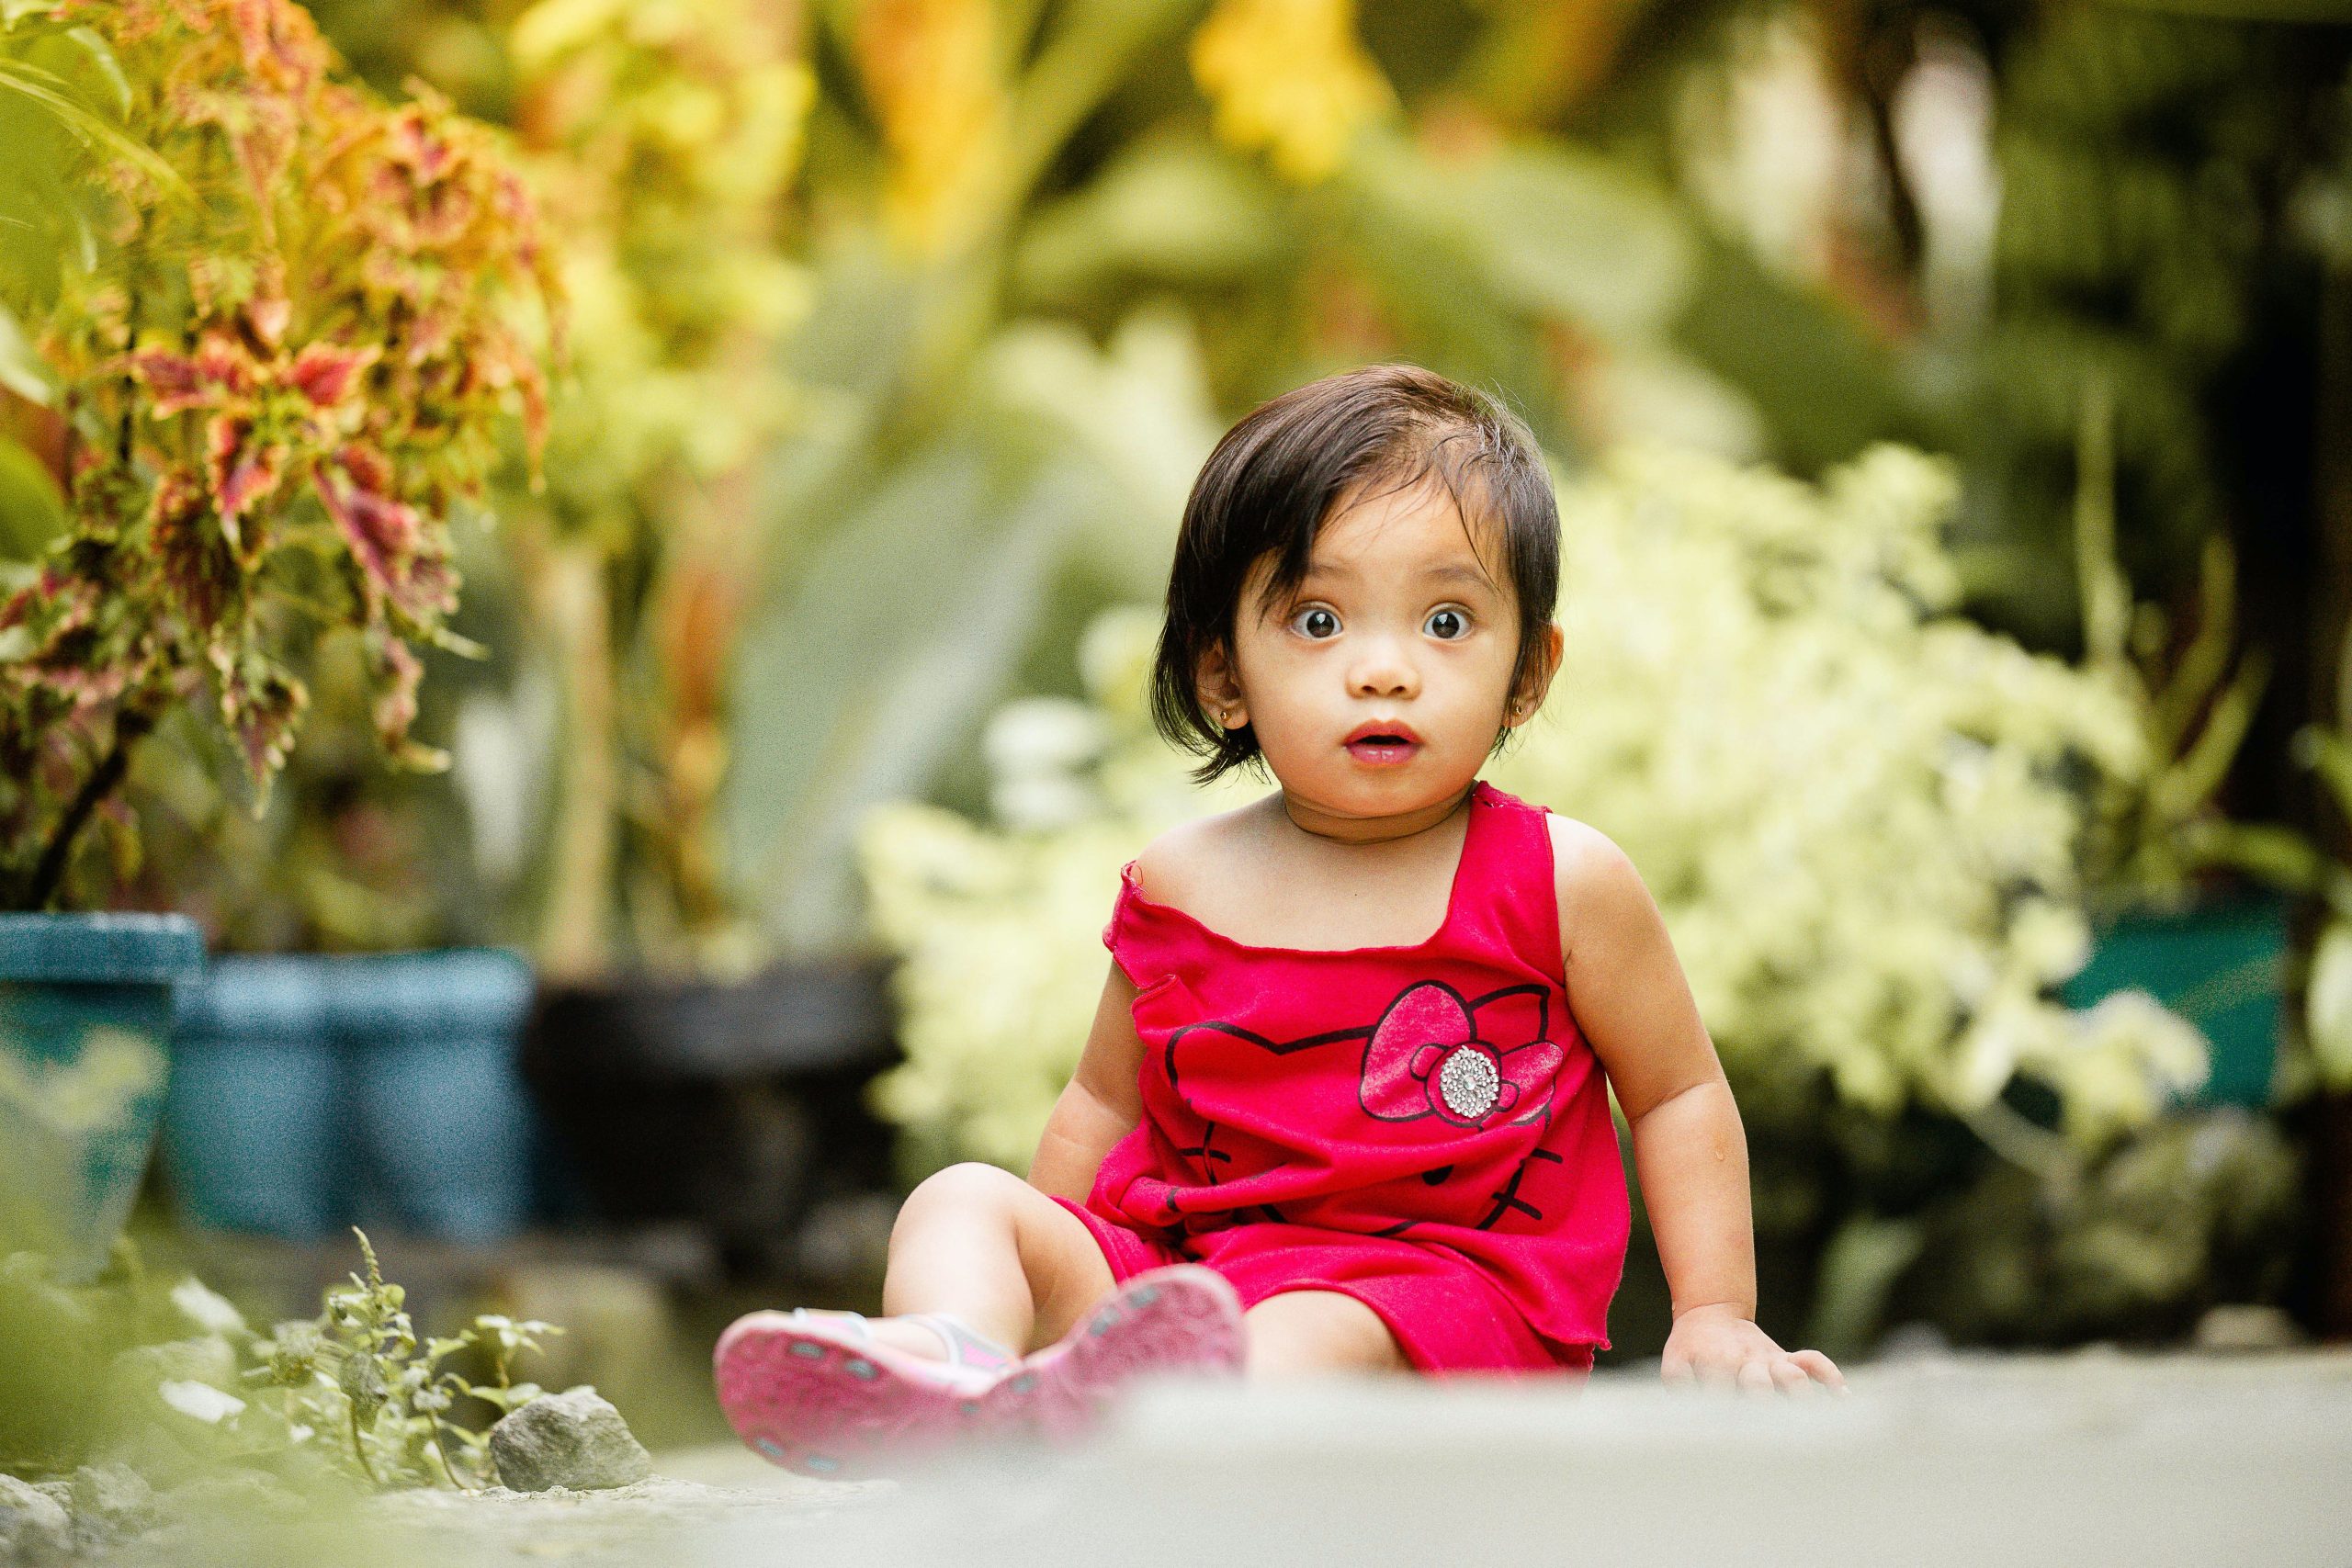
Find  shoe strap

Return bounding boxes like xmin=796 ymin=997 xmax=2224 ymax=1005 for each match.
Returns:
xmin=786 ymin=1307 xmax=872 ymax=1343
xmin=899 ymin=1312 xmax=1016 ymax=1373
xmin=788 ymin=1306 xmax=1012 ymax=1376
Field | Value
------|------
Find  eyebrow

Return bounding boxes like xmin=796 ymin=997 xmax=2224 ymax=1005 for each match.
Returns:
xmin=1302 ymin=561 xmax=1496 ymax=592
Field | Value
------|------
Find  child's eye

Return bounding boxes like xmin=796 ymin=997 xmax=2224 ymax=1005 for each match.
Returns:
xmin=1425 ymin=607 xmax=1471 ymax=640
xmin=1293 ymin=606 xmax=1340 ymax=639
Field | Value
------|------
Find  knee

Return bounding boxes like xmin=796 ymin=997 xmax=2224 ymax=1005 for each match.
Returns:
xmin=897 ymin=1161 xmax=1025 ymax=1230
xmin=1243 ymin=1291 xmax=1408 ymax=1379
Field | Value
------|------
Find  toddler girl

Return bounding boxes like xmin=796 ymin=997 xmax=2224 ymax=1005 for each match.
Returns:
xmin=715 ymin=363 xmax=1846 ymax=1478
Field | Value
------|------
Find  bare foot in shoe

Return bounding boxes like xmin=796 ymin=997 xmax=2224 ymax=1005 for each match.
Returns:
xmin=866 ymin=1318 xmax=953 ymax=1361
xmin=783 ymin=1309 xmax=946 ymax=1361
xmin=797 ymin=1310 xmax=1011 ymax=1371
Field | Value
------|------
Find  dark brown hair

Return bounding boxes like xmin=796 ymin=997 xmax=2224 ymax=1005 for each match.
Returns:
xmin=1148 ymin=363 xmax=1561 ymax=786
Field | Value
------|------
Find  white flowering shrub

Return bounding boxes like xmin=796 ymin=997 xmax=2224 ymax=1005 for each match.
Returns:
xmin=857 ymin=443 xmax=2211 ymax=1173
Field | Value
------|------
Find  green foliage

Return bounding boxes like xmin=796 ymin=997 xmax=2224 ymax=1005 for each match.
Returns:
xmin=248 ymin=1228 xmax=563 ymax=1490
xmin=491 ymin=0 xmax=818 ymax=973
xmin=0 ymin=1227 xmax=566 ymax=1488
xmin=2067 ymin=378 xmax=2301 ymax=914
xmin=0 ymin=0 xmax=556 ymax=913
xmin=1881 ymin=1105 xmax=2300 ymax=1347
xmin=2290 ymin=632 xmax=2352 ymax=1093
xmin=1956 ymin=4 xmax=2335 ymax=638
xmin=177 ymin=0 xmax=1901 ymax=970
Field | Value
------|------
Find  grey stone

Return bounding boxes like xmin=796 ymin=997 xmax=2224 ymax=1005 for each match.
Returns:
xmin=0 ymin=1474 xmax=72 ymax=1564
xmin=2193 ymin=1302 xmax=2308 ymax=1352
xmin=70 ymin=1462 xmax=153 ymax=1529
xmin=488 ymin=1389 xmax=652 ymax=1493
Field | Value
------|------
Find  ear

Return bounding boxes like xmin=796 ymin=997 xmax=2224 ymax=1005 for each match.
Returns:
xmin=1507 ymin=620 xmax=1565 ymax=727
xmin=1196 ymin=641 xmax=1248 ymax=732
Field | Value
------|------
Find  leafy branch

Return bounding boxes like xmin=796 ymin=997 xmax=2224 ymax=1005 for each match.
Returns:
xmin=244 ymin=1228 xmax=564 ymax=1491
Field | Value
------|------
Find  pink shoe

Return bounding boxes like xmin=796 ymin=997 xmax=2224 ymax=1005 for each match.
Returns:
xmin=712 ymin=1307 xmax=1016 ymax=1479
xmin=985 ymin=1265 xmax=1246 ymax=1442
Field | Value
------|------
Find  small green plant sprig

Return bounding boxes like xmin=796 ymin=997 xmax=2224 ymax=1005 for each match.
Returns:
xmin=247 ymin=1228 xmax=562 ymax=1491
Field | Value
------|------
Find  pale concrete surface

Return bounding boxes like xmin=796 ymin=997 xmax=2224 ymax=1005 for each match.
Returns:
xmin=145 ymin=1347 xmax=2352 ymax=1568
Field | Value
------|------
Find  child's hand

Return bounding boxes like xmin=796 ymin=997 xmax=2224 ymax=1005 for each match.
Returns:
xmin=1659 ymin=1303 xmax=1848 ymax=1397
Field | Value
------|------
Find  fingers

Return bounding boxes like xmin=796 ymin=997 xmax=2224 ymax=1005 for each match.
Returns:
xmin=1661 ymin=1347 xmax=1853 ymax=1398
xmin=1789 ymin=1348 xmax=1849 ymax=1393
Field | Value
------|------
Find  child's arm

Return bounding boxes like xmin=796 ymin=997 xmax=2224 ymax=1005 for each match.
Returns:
xmin=1027 ymin=957 xmax=1148 ymax=1205
xmin=1551 ymin=817 xmax=1848 ymax=1395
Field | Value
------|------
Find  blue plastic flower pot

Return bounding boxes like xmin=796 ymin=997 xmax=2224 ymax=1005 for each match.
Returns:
xmin=164 ymin=948 xmax=538 ymax=1242
xmin=2059 ymin=889 xmax=2291 ymax=1109
xmin=0 ymin=913 xmax=205 ymax=1281
xmin=339 ymin=949 xmax=537 ymax=1242
xmin=163 ymin=956 xmax=340 ymax=1237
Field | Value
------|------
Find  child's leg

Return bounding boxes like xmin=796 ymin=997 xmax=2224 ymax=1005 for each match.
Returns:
xmin=868 ymin=1162 xmax=1115 ymax=1359
xmin=1243 ymin=1291 xmax=1409 ymax=1378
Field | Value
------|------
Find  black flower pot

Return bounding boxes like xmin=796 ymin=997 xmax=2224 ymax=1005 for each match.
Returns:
xmin=520 ymin=958 xmax=899 ymax=1278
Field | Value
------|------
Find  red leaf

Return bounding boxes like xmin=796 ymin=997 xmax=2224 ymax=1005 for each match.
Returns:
xmin=125 ymin=350 xmax=205 ymax=417
xmin=370 ymin=631 xmax=421 ymax=750
xmin=151 ymin=469 xmax=234 ymax=632
xmin=128 ymin=335 xmax=255 ymax=417
xmin=209 ymin=641 xmax=308 ymax=784
xmin=313 ymin=449 xmax=452 ymax=623
xmin=205 ymin=414 xmax=284 ymax=540
xmin=286 ymin=342 xmax=379 ymax=409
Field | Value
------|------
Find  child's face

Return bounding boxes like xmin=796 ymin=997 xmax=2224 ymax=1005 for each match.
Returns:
xmin=1202 ymin=477 xmax=1553 ymax=819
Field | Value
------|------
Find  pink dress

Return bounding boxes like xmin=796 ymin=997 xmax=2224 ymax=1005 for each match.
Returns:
xmin=1053 ymin=778 xmax=1630 ymax=1377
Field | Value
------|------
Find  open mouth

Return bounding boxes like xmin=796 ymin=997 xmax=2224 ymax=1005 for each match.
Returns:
xmin=1344 ymin=731 xmax=1421 ymax=763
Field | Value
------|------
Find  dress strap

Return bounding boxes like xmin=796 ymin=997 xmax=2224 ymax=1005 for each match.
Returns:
xmin=1103 ymin=858 xmax=1168 ymax=990
xmin=1459 ymin=781 xmax=1566 ymax=983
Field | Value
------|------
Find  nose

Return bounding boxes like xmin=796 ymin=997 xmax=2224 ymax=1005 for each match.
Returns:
xmin=1348 ymin=632 xmax=1419 ymax=700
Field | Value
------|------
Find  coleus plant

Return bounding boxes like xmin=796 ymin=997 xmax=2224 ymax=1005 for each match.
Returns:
xmin=0 ymin=0 xmax=557 ymax=910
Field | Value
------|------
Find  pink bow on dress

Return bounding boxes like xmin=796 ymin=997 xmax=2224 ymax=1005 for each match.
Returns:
xmin=1357 ymin=981 xmax=1563 ymax=1131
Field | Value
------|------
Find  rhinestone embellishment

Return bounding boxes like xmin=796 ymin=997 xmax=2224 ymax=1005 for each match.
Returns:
xmin=1436 ymin=1047 xmax=1500 ymax=1121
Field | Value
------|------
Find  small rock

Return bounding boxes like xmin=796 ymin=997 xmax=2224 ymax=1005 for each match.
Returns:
xmin=70 ymin=1462 xmax=153 ymax=1529
xmin=1871 ymin=1321 xmax=1951 ymax=1361
xmin=51 ymin=1461 xmax=155 ymax=1559
xmin=489 ymin=1390 xmax=652 ymax=1493
xmin=2193 ymin=1303 xmax=2308 ymax=1353
xmin=0 ymin=1474 xmax=73 ymax=1564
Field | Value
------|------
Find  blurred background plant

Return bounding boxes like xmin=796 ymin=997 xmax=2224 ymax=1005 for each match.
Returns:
xmin=191 ymin=0 xmax=2347 ymax=983
xmin=0 ymin=0 xmax=554 ymax=914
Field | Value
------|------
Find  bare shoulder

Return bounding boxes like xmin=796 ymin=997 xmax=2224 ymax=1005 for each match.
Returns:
xmin=1544 ymin=811 xmax=1653 ymax=964
xmin=1132 ymin=801 xmax=1258 ymax=908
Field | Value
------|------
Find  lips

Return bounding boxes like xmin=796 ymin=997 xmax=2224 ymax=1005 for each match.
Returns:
xmin=1344 ymin=720 xmax=1422 ymax=763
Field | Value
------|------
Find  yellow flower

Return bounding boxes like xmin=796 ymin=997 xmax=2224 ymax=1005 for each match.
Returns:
xmin=855 ymin=0 xmax=1012 ymax=259
xmin=1190 ymin=0 xmax=1396 ymax=185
